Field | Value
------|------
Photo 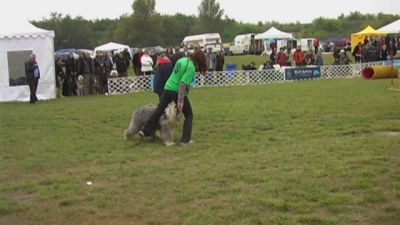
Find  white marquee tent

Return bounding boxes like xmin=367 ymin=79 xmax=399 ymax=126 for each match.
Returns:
xmin=255 ymin=27 xmax=293 ymax=40
xmin=94 ymin=42 xmax=132 ymax=57
xmin=0 ymin=20 xmax=55 ymax=102
xmin=255 ymin=27 xmax=293 ymax=54
xmin=378 ymin=19 xmax=400 ymax=34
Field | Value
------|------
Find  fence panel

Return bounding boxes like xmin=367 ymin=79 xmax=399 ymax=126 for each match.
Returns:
xmin=107 ymin=61 xmax=386 ymax=95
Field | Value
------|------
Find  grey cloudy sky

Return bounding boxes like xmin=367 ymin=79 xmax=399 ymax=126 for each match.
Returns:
xmin=1 ymin=0 xmax=399 ymax=23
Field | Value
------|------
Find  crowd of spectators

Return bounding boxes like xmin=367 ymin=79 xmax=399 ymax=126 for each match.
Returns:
xmin=55 ymin=47 xmax=199 ymax=97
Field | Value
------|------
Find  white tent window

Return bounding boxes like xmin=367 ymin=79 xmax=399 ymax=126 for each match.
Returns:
xmin=7 ymin=50 xmax=32 ymax=86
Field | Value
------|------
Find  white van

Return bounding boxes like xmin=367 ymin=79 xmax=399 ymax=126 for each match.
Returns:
xmin=229 ymin=33 xmax=263 ymax=55
xmin=181 ymin=33 xmax=222 ymax=52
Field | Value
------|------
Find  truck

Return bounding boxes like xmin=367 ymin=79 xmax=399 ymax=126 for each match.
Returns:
xmin=229 ymin=33 xmax=263 ymax=55
xmin=181 ymin=33 xmax=222 ymax=53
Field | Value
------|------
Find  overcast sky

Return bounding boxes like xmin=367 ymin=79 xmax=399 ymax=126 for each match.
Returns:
xmin=1 ymin=0 xmax=399 ymax=23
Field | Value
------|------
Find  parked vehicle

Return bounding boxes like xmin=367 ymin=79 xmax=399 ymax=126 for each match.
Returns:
xmin=229 ymin=33 xmax=263 ymax=55
xmin=181 ymin=33 xmax=222 ymax=52
xmin=204 ymin=43 xmax=224 ymax=54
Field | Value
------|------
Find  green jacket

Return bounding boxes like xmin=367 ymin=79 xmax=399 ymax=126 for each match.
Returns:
xmin=164 ymin=57 xmax=196 ymax=95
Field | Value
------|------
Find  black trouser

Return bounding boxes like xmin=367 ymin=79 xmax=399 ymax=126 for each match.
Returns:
xmin=142 ymin=90 xmax=193 ymax=143
xmin=27 ymin=78 xmax=39 ymax=103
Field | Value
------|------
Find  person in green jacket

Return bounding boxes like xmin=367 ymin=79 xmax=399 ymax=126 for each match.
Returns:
xmin=139 ymin=49 xmax=207 ymax=145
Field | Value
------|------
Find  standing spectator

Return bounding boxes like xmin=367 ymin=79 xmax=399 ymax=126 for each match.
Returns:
xmin=24 ymin=53 xmax=40 ymax=104
xmin=149 ymin=49 xmax=158 ymax=69
xmin=380 ymin=44 xmax=389 ymax=61
xmin=269 ymin=39 xmax=277 ymax=56
xmin=397 ymin=34 xmax=400 ymax=48
xmin=103 ymin=52 xmax=113 ymax=93
xmin=206 ymin=47 xmax=216 ymax=72
xmin=275 ymin=48 xmax=288 ymax=66
xmin=132 ymin=48 xmax=143 ymax=76
xmin=313 ymin=38 xmax=320 ymax=54
xmin=269 ymin=51 xmax=276 ymax=64
xmin=153 ymin=51 xmax=173 ymax=100
xmin=315 ymin=51 xmax=324 ymax=66
xmin=79 ymin=52 xmax=94 ymax=95
xmin=115 ymin=52 xmax=128 ymax=77
xmin=388 ymin=39 xmax=397 ymax=58
xmin=352 ymin=42 xmax=363 ymax=63
xmin=141 ymin=49 xmax=154 ymax=75
xmin=364 ymin=36 xmax=370 ymax=45
xmin=173 ymin=47 xmax=184 ymax=66
xmin=293 ymin=46 xmax=305 ymax=66
xmin=165 ymin=47 xmax=176 ymax=65
xmin=123 ymin=49 xmax=131 ymax=69
xmin=332 ymin=46 xmax=341 ymax=64
xmin=365 ymin=41 xmax=380 ymax=62
xmin=94 ymin=52 xmax=106 ymax=94
xmin=55 ymin=58 xmax=64 ymax=98
xmin=215 ymin=50 xmax=225 ymax=71
xmin=65 ymin=52 xmax=78 ymax=96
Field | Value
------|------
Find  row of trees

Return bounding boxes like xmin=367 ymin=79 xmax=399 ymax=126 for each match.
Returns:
xmin=32 ymin=0 xmax=400 ymax=50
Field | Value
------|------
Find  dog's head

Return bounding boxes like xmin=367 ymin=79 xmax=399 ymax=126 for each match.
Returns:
xmin=163 ymin=101 xmax=181 ymax=128
xmin=110 ymin=70 xmax=118 ymax=78
xmin=77 ymin=75 xmax=84 ymax=82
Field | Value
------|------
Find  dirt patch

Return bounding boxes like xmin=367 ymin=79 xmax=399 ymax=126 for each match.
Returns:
xmin=7 ymin=190 xmax=35 ymax=205
xmin=374 ymin=131 xmax=400 ymax=137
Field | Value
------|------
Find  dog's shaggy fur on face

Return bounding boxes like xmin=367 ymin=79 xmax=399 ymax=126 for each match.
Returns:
xmin=123 ymin=101 xmax=181 ymax=146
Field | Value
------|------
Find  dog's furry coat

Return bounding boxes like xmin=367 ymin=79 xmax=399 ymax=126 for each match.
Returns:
xmin=123 ymin=102 xmax=181 ymax=146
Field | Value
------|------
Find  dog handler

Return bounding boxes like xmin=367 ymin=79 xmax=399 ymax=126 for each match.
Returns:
xmin=139 ymin=49 xmax=207 ymax=145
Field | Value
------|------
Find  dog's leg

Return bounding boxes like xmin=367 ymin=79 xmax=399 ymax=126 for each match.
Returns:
xmin=160 ymin=124 xmax=175 ymax=146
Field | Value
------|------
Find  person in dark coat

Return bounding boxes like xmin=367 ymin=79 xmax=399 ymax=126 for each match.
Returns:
xmin=153 ymin=52 xmax=173 ymax=101
xmin=215 ymin=50 xmax=225 ymax=71
xmin=55 ymin=58 xmax=65 ymax=98
xmin=24 ymin=53 xmax=40 ymax=104
xmin=94 ymin=52 xmax=106 ymax=94
xmin=79 ymin=52 xmax=94 ymax=95
xmin=115 ymin=52 xmax=128 ymax=77
xmin=132 ymin=48 xmax=143 ymax=76
xmin=64 ymin=52 xmax=77 ymax=96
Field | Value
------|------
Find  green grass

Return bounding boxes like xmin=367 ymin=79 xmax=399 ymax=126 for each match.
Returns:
xmin=1 ymin=79 xmax=400 ymax=225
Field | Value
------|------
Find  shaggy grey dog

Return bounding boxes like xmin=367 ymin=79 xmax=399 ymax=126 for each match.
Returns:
xmin=123 ymin=101 xmax=181 ymax=146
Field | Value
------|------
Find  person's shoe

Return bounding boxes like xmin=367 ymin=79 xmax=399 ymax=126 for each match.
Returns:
xmin=138 ymin=130 xmax=151 ymax=141
xmin=180 ymin=140 xmax=195 ymax=146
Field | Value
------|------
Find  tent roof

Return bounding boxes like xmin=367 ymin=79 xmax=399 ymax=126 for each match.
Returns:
xmin=94 ymin=42 xmax=130 ymax=52
xmin=352 ymin=25 xmax=386 ymax=36
xmin=255 ymin=27 xmax=293 ymax=40
xmin=0 ymin=20 xmax=54 ymax=39
xmin=378 ymin=19 xmax=400 ymax=33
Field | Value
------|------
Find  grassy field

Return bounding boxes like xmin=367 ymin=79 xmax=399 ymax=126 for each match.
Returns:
xmin=1 ymin=78 xmax=400 ymax=225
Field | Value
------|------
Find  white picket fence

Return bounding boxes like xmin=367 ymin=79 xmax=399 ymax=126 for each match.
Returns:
xmin=107 ymin=61 xmax=385 ymax=95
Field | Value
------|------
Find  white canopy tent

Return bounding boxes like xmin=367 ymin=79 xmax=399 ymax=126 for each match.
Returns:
xmin=0 ymin=20 xmax=55 ymax=102
xmin=94 ymin=42 xmax=132 ymax=57
xmin=255 ymin=27 xmax=293 ymax=40
xmin=378 ymin=19 xmax=400 ymax=33
xmin=254 ymin=27 xmax=293 ymax=55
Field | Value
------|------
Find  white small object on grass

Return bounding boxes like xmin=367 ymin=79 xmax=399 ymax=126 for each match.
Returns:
xmin=86 ymin=181 xmax=93 ymax=186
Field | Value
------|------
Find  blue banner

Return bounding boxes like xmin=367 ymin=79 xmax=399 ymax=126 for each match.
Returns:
xmin=285 ymin=67 xmax=321 ymax=80
xmin=383 ymin=59 xmax=400 ymax=68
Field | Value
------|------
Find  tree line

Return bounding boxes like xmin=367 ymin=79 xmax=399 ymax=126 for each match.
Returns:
xmin=31 ymin=0 xmax=400 ymax=50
